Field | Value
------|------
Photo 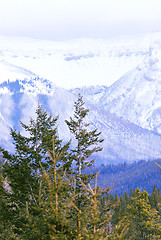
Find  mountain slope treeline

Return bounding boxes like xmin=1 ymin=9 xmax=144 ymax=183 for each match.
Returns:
xmin=88 ymin=159 xmax=161 ymax=196
xmin=1 ymin=96 xmax=161 ymax=239
xmin=1 ymin=77 xmax=161 ymax=165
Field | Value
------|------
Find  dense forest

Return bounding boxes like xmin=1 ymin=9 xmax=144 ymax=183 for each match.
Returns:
xmin=1 ymin=95 xmax=161 ymax=239
xmin=88 ymin=158 xmax=161 ymax=196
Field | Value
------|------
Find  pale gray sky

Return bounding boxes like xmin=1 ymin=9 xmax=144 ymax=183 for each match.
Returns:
xmin=0 ymin=0 xmax=161 ymax=40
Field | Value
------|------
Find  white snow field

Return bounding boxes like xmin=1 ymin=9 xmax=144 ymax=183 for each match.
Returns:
xmin=0 ymin=32 xmax=161 ymax=89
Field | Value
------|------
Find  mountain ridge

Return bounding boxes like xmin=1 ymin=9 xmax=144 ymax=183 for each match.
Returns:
xmin=97 ymin=41 xmax=161 ymax=134
xmin=1 ymin=77 xmax=161 ymax=165
xmin=1 ymin=34 xmax=161 ymax=164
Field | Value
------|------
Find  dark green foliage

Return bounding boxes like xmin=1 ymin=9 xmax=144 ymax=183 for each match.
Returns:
xmin=124 ymin=188 xmax=161 ymax=239
xmin=1 ymin=104 xmax=71 ymax=202
xmin=20 ymin=138 xmax=76 ymax=240
xmin=0 ymin=97 xmax=108 ymax=239
xmin=149 ymin=185 xmax=161 ymax=210
xmin=0 ymin=160 xmax=20 ymax=239
xmin=65 ymin=94 xmax=104 ymax=182
xmin=111 ymin=192 xmax=129 ymax=226
xmin=110 ymin=188 xmax=161 ymax=239
xmin=1 ymin=97 xmax=161 ymax=239
xmin=18 ymin=103 xmax=70 ymax=170
xmin=0 ymin=104 xmax=71 ymax=238
xmin=65 ymin=94 xmax=105 ymax=235
xmin=79 ymin=173 xmax=113 ymax=239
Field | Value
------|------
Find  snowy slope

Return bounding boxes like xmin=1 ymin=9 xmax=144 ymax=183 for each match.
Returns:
xmin=1 ymin=78 xmax=161 ymax=165
xmin=0 ymin=60 xmax=37 ymax=83
xmin=98 ymin=41 xmax=161 ymax=134
xmin=70 ymin=85 xmax=108 ymax=104
xmin=1 ymin=33 xmax=161 ymax=89
xmin=1 ymin=34 xmax=161 ymax=164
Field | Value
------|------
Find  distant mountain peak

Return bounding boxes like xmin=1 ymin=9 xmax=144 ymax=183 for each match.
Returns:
xmin=99 ymin=41 xmax=161 ymax=134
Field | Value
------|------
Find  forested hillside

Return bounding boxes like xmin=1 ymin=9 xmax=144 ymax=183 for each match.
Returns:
xmin=88 ymin=159 xmax=161 ymax=196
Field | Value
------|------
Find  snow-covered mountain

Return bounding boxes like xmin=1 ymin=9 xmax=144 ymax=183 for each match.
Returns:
xmin=1 ymin=33 xmax=161 ymax=89
xmin=1 ymin=77 xmax=161 ymax=165
xmin=1 ymin=34 xmax=161 ymax=165
xmin=96 ymin=41 xmax=161 ymax=134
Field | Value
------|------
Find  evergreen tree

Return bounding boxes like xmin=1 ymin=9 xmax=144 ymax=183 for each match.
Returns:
xmin=114 ymin=193 xmax=119 ymax=202
xmin=124 ymin=188 xmax=161 ymax=239
xmin=20 ymin=137 xmax=76 ymax=240
xmin=110 ymin=188 xmax=161 ymax=239
xmin=0 ymin=98 xmax=115 ymax=239
xmin=21 ymin=139 xmax=113 ymax=240
xmin=0 ymin=157 xmax=19 ymax=239
xmin=65 ymin=94 xmax=104 ymax=232
xmin=65 ymin=94 xmax=104 ymax=183
xmin=80 ymin=173 xmax=113 ymax=239
xmin=112 ymin=191 xmax=130 ymax=227
xmin=149 ymin=185 xmax=161 ymax=210
xmin=0 ymin=104 xmax=71 ymax=236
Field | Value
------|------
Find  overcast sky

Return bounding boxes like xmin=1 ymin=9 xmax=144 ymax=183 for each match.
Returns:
xmin=0 ymin=0 xmax=161 ymax=41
